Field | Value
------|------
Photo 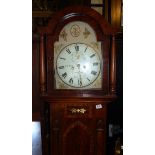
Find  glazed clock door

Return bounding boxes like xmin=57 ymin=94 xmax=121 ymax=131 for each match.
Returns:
xmin=54 ymin=21 xmax=103 ymax=89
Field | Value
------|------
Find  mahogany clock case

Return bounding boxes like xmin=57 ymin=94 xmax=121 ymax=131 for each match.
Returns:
xmin=37 ymin=6 xmax=119 ymax=155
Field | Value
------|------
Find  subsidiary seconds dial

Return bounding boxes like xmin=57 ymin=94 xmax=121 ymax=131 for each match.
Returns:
xmin=56 ymin=43 xmax=101 ymax=88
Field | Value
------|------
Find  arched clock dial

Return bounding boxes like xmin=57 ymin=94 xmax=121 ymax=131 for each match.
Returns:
xmin=56 ymin=43 xmax=101 ymax=88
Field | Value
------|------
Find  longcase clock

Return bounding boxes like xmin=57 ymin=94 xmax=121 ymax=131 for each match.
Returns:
xmin=38 ymin=6 xmax=118 ymax=155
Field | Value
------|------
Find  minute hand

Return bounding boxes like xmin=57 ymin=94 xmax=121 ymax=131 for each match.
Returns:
xmin=77 ymin=64 xmax=83 ymax=87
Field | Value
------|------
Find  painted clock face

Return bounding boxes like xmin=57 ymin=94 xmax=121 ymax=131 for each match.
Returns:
xmin=56 ymin=43 xmax=101 ymax=88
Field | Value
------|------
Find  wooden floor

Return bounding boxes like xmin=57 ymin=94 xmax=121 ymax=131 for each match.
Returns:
xmin=32 ymin=122 xmax=42 ymax=155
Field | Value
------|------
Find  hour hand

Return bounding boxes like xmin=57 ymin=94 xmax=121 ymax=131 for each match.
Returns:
xmin=78 ymin=73 xmax=83 ymax=87
xmin=78 ymin=79 xmax=82 ymax=87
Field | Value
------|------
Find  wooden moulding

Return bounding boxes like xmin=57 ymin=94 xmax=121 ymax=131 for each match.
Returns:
xmin=110 ymin=35 xmax=116 ymax=94
xmin=38 ymin=6 xmax=118 ymax=35
xmin=39 ymin=34 xmax=46 ymax=94
xmin=32 ymin=11 xmax=53 ymax=18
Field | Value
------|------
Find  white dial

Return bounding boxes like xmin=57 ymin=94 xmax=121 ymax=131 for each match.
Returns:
xmin=56 ymin=43 xmax=101 ymax=88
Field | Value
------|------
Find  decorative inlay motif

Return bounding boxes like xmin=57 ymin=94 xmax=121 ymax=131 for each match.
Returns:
xmin=70 ymin=108 xmax=86 ymax=114
xmin=83 ymin=27 xmax=90 ymax=38
xmin=70 ymin=24 xmax=80 ymax=37
xmin=62 ymin=121 xmax=94 ymax=154
xmin=60 ymin=30 xmax=67 ymax=41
